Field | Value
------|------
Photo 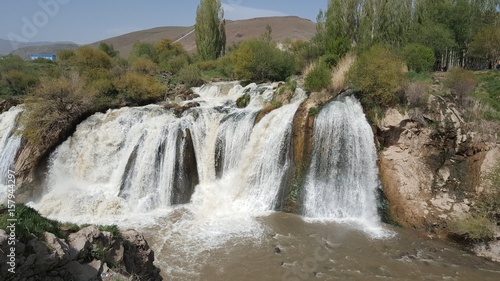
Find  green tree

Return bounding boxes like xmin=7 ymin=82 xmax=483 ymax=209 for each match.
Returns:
xmin=98 ymin=42 xmax=119 ymax=58
xmin=402 ymin=43 xmax=435 ymax=73
xmin=195 ymin=0 xmax=226 ymax=60
xmin=73 ymin=46 xmax=112 ymax=74
xmin=230 ymin=39 xmax=297 ymax=82
xmin=470 ymin=26 xmax=500 ymax=68
xmin=154 ymin=39 xmax=190 ymax=73
xmin=0 ymin=55 xmax=39 ymax=96
xmin=129 ymin=42 xmax=158 ymax=63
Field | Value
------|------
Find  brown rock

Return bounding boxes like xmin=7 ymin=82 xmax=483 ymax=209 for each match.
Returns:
xmin=122 ymin=230 xmax=162 ymax=281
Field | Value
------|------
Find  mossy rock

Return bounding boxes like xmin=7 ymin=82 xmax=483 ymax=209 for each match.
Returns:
xmin=236 ymin=93 xmax=251 ymax=108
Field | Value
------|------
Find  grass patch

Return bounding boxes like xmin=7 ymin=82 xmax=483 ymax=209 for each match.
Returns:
xmin=447 ymin=160 xmax=500 ymax=242
xmin=308 ymin=106 xmax=320 ymax=116
xmin=0 ymin=204 xmax=64 ymax=242
xmin=406 ymin=71 xmax=433 ymax=83
xmin=201 ymin=68 xmax=228 ymax=81
xmin=472 ymin=70 xmax=500 ymax=120
xmin=0 ymin=204 xmax=122 ymax=243
xmin=255 ymin=101 xmax=282 ymax=123
xmin=448 ymin=214 xmax=495 ymax=241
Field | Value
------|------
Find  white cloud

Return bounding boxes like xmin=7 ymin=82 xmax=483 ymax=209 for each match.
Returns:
xmin=222 ymin=3 xmax=288 ymax=20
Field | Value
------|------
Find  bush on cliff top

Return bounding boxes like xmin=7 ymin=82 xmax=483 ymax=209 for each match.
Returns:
xmin=347 ymin=44 xmax=405 ymax=108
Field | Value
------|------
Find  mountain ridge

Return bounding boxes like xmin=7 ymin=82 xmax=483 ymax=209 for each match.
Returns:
xmin=90 ymin=16 xmax=316 ymax=57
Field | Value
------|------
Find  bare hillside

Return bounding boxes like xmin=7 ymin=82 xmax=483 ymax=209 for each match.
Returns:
xmin=91 ymin=16 xmax=316 ymax=58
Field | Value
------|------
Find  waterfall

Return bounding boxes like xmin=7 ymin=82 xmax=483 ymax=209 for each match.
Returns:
xmin=34 ymin=82 xmax=302 ymax=223
xmin=41 ymin=105 xmax=189 ymax=217
xmin=0 ymin=106 xmax=23 ymax=202
xmin=215 ymin=110 xmax=257 ymax=178
xmin=190 ymin=101 xmax=301 ymax=217
xmin=31 ymin=82 xmax=381 ymax=228
xmin=230 ymin=102 xmax=298 ymax=213
xmin=303 ymin=96 xmax=380 ymax=222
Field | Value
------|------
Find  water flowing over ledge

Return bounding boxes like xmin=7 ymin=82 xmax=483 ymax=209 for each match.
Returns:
xmin=0 ymin=106 xmax=22 ymax=203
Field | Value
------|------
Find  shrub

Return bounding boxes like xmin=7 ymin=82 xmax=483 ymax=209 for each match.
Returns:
xmin=88 ymin=78 xmax=118 ymax=102
xmin=288 ymin=39 xmax=323 ymax=70
xmin=321 ymin=53 xmax=338 ymax=68
xmin=115 ymin=71 xmax=166 ymax=103
xmin=304 ymin=62 xmax=332 ymax=92
xmin=155 ymin=39 xmax=189 ymax=74
xmin=57 ymin=49 xmax=76 ymax=61
xmin=448 ymin=214 xmax=495 ymax=241
xmin=73 ymin=46 xmax=112 ymax=73
xmin=1 ymin=69 xmax=39 ymax=95
xmin=476 ymin=161 xmax=500 ymax=223
xmin=131 ymin=57 xmax=159 ymax=75
xmin=129 ymin=42 xmax=158 ymax=63
xmin=405 ymin=81 xmax=429 ymax=107
xmin=444 ymin=68 xmax=478 ymax=105
xmin=402 ymin=43 xmax=435 ymax=73
xmin=0 ymin=55 xmax=39 ymax=96
xmin=230 ymin=39 xmax=297 ymax=82
xmin=160 ymin=54 xmax=189 ymax=74
xmin=178 ymin=64 xmax=204 ymax=87
xmin=347 ymin=44 xmax=405 ymax=107
xmin=448 ymin=161 xmax=500 ymax=241
xmin=99 ymin=42 xmax=119 ymax=58
xmin=21 ymin=75 xmax=91 ymax=145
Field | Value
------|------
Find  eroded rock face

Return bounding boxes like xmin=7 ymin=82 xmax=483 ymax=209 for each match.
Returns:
xmin=377 ymin=96 xmax=500 ymax=230
xmin=0 ymin=226 xmax=162 ymax=281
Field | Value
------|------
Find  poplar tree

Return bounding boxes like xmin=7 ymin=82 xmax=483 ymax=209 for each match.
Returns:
xmin=195 ymin=0 xmax=226 ymax=60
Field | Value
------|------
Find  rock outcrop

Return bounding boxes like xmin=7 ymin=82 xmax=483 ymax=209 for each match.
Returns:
xmin=0 ymin=98 xmax=21 ymax=114
xmin=0 ymin=226 xmax=162 ymax=281
xmin=377 ymin=95 xmax=500 ymax=230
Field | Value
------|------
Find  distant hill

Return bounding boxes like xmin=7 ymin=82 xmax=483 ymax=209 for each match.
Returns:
xmin=0 ymin=39 xmax=78 ymax=56
xmin=11 ymin=43 xmax=79 ymax=59
xmin=91 ymin=16 xmax=316 ymax=58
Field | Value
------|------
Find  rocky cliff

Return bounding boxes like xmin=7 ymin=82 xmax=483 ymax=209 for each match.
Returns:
xmin=376 ymin=94 xmax=500 ymax=259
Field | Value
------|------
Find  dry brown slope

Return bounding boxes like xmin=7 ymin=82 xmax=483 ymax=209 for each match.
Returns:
xmin=90 ymin=16 xmax=316 ymax=57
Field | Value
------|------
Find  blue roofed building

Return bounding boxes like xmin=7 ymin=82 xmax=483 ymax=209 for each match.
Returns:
xmin=30 ymin=54 xmax=56 ymax=61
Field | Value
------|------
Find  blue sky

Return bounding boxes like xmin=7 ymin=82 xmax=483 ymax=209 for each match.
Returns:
xmin=1 ymin=0 xmax=327 ymax=44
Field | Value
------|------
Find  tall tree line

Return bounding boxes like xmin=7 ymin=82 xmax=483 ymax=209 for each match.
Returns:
xmin=323 ymin=0 xmax=500 ymax=69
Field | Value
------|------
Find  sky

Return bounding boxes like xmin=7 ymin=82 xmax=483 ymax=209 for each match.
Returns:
xmin=1 ymin=0 xmax=327 ymax=45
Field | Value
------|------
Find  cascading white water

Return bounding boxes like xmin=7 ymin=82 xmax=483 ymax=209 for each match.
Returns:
xmin=303 ymin=96 xmax=380 ymax=222
xmin=0 ymin=107 xmax=22 ymax=202
xmin=191 ymin=101 xmax=301 ymax=217
xmin=27 ymin=83 xmax=395 ymax=279
xmin=34 ymin=82 xmax=302 ymax=224
xmin=230 ymin=101 xmax=299 ymax=213
xmin=39 ymin=105 xmax=189 ymax=219
xmin=215 ymin=110 xmax=257 ymax=178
